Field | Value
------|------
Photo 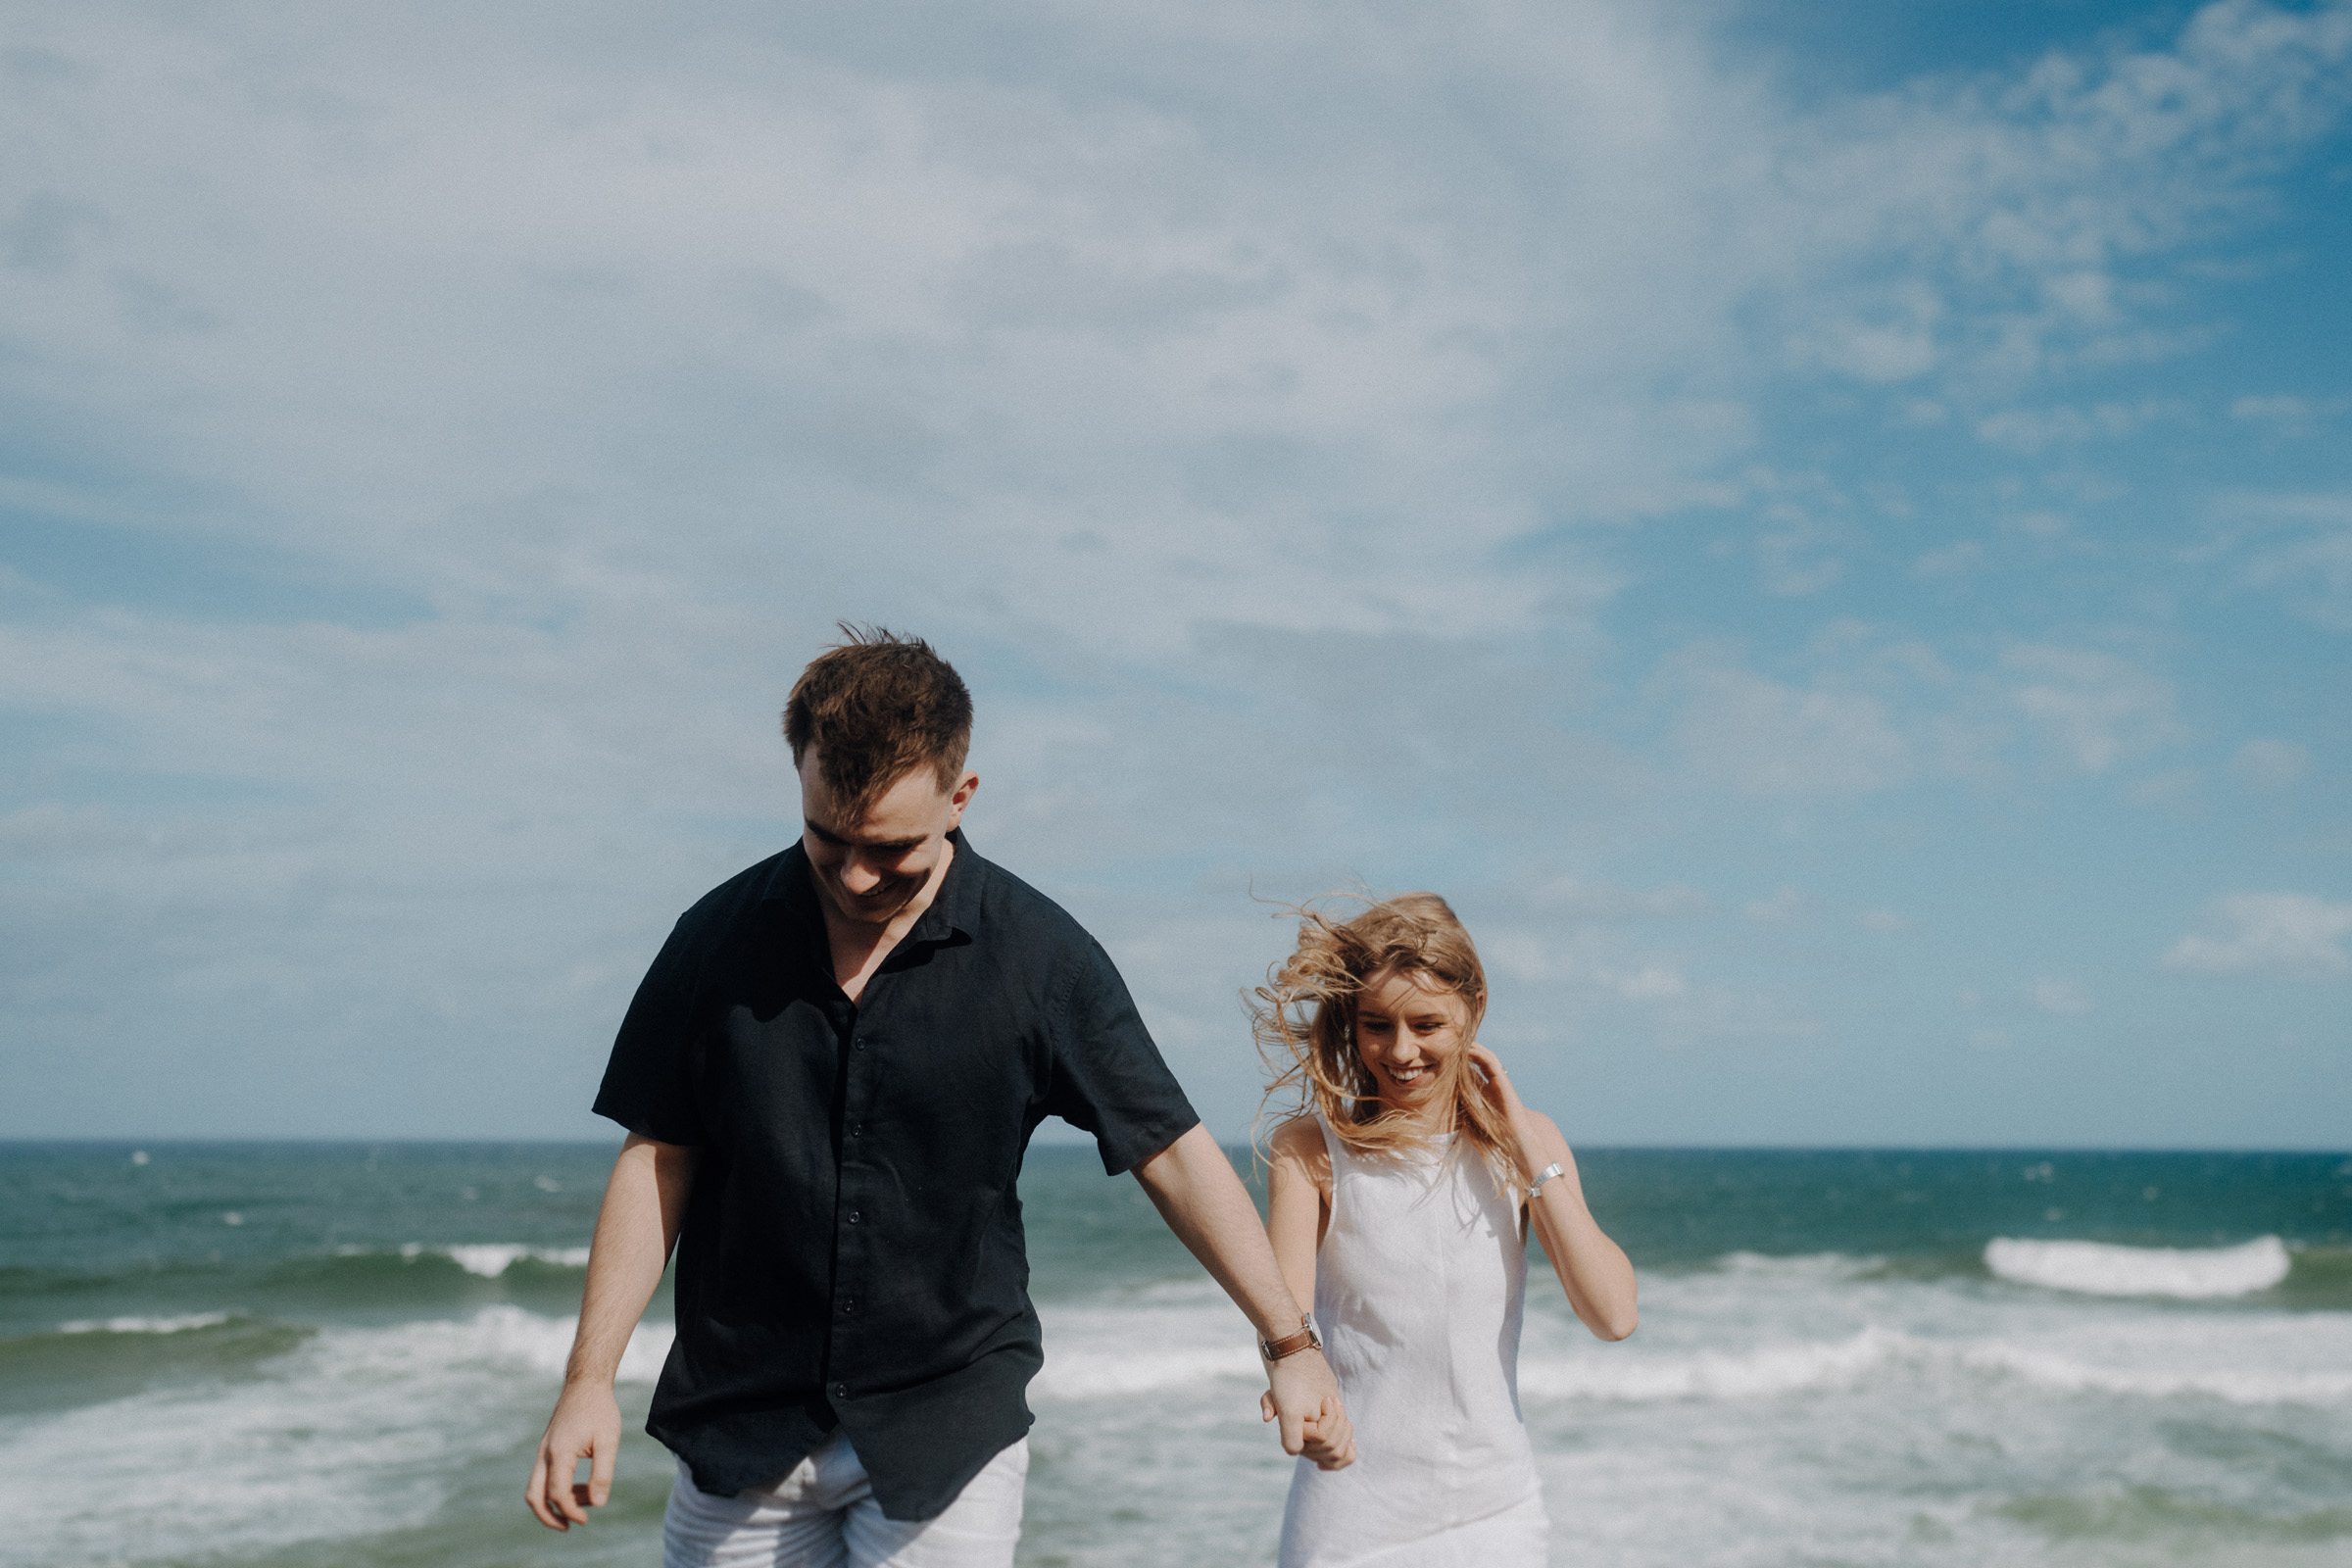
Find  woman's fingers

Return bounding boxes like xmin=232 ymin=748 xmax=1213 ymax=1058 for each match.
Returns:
xmin=1465 ymin=1042 xmax=1516 ymax=1108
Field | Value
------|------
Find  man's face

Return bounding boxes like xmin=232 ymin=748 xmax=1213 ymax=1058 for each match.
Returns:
xmin=797 ymin=745 xmax=978 ymax=929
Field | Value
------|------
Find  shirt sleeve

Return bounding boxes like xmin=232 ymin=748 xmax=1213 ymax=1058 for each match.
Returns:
xmin=1044 ymin=937 xmax=1200 ymax=1175
xmin=590 ymin=912 xmax=709 ymax=1146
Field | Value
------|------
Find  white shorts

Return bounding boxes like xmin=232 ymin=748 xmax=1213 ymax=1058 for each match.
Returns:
xmin=662 ymin=1432 xmax=1028 ymax=1568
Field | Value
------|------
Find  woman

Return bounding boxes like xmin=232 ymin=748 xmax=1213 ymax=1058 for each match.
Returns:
xmin=1255 ymin=893 xmax=1638 ymax=1568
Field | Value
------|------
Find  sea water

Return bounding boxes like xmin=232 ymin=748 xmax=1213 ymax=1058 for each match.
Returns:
xmin=2 ymin=1143 xmax=2347 ymax=1567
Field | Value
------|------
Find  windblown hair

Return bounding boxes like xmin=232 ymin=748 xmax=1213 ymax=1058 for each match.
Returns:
xmin=1252 ymin=893 xmax=1526 ymax=1187
xmin=783 ymin=624 xmax=973 ymax=822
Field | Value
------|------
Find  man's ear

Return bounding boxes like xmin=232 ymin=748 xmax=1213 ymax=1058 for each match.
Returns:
xmin=949 ymin=770 xmax=980 ymax=822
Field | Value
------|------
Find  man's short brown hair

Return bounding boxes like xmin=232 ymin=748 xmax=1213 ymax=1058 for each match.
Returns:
xmin=783 ymin=625 xmax=973 ymax=821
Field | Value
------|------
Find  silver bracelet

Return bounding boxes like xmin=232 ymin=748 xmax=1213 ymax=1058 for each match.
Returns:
xmin=1527 ymin=1161 xmax=1565 ymax=1200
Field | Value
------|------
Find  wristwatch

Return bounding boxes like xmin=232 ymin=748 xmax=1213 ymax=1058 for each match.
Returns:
xmin=1260 ymin=1314 xmax=1323 ymax=1361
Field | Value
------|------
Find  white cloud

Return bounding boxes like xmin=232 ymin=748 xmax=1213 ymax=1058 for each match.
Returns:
xmin=2230 ymin=739 xmax=2310 ymax=789
xmin=1673 ymin=662 xmax=1913 ymax=797
xmin=1912 ymin=540 xmax=1984 ymax=580
xmin=2163 ymin=894 xmax=2352 ymax=977
xmin=1606 ymin=964 xmax=1689 ymax=1003
xmin=1859 ymin=909 xmax=1911 ymax=934
xmin=2212 ymin=491 xmax=2352 ymax=630
xmin=2246 ymin=527 xmax=2352 ymax=631
xmin=1742 ymin=888 xmax=1804 ymax=924
xmin=2004 ymin=645 xmax=2185 ymax=773
xmin=2230 ymin=393 xmax=2350 ymax=435
xmin=0 ymin=0 xmax=2346 ymax=1134
xmin=1974 ymin=400 xmax=2188 ymax=455
xmin=2032 ymin=978 xmax=2092 ymax=1014
xmin=1527 ymin=878 xmax=1711 ymax=921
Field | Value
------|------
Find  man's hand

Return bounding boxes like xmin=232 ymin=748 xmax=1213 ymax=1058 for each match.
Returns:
xmin=526 ymin=1380 xmax=622 ymax=1530
xmin=523 ymin=1134 xmax=697 ymax=1532
xmin=1133 ymin=1125 xmax=1358 ymax=1469
xmin=1258 ymin=1349 xmax=1355 ymax=1469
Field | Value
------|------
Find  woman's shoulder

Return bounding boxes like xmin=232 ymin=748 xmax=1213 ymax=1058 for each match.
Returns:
xmin=1266 ymin=1113 xmax=1334 ymax=1186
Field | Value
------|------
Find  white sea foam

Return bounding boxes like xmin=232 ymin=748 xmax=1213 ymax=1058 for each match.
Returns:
xmin=1036 ymin=1343 xmax=1261 ymax=1398
xmin=1036 ymin=1284 xmax=1262 ymax=1399
xmin=55 ymin=1312 xmax=233 ymax=1336
xmin=1514 ymin=1324 xmax=2352 ymax=1408
xmin=1985 ymin=1235 xmax=2291 ymax=1298
xmin=0 ymin=1306 xmax=672 ymax=1568
xmin=1519 ymin=1325 xmax=1915 ymax=1402
xmin=1958 ymin=1341 xmax=2352 ymax=1405
xmin=345 ymin=1242 xmax=594 ymax=1275
xmin=442 ymin=1243 xmax=594 ymax=1276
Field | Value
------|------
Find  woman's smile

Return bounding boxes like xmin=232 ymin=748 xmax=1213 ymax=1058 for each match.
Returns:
xmin=1353 ymin=965 xmax=1471 ymax=1124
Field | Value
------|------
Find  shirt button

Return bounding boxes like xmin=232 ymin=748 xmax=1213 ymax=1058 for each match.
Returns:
xmin=853 ymin=1037 xmax=866 ymax=1052
xmin=849 ymin=1122 xmax=863 ymax=1138
xmin=841 ymin=1298 xmax=856 ymax=1314
xmin=833 ymin=1382 xmax=849 ymax=1399
xmin=847 ymin=1210 xmax=861 ymax=1225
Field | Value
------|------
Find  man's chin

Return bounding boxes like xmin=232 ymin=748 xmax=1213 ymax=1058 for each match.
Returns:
xmin=828 ymin=889 xmax=908 ymax=925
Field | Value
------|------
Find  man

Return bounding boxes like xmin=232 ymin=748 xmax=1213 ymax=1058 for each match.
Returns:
xmin=527 ymin=627 xmax=1351 ymax=1566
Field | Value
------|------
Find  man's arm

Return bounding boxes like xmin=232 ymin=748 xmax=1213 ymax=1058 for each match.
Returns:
xmin=1131 ymin=1123 xmax=1355 ymax=1469
xmin=525 ymin=1133 xmax=699 ymax=1530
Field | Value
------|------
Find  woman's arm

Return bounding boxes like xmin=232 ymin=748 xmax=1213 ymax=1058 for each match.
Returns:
xmin=1263 ymin=1116 xmax=1329 ymax=1313
xmin=1467 ymin=1046 xmax=1639 ymax=1342
xmin=1257 ymin=1116 xmax=1348 ymax=1465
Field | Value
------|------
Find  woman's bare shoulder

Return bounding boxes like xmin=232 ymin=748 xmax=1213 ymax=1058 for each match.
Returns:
xmin=1267 ymin=1114 xmax=1333 ymax=1187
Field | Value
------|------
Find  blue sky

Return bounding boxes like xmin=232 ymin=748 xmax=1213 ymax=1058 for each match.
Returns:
xmin=2 ymin=0 xmax=2346 ymax=1146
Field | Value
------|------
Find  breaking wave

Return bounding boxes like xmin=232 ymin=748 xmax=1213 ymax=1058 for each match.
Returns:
xmin=1985 ymin=1236 xmax=2291 ymax=1298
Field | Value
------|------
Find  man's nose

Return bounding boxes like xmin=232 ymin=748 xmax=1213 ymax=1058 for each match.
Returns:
xmin=840 ymin=853 xmax=884 ymax=892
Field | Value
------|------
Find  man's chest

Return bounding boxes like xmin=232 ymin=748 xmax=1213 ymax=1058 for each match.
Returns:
xmin=695 ymin=952 xmax=1053 ymax=1155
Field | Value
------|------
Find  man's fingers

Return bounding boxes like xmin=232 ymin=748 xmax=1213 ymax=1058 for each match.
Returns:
xmin=524 ymin=1448 xmax=557 ymax=1530
xmin=549 ymin=1438 xmax=591 ymax=1524
xmin=1277 ymin=1397 xmax=1308 ymax=1456
xmin=557 ymin=1459 xmax=591 ymax=1525
xmin=526 ymin=1444 xmax=570 ymax=1531
xmin=1259 ymin=1389 xmax=1277 ymax=1424
xmin=589 ymin=1431 xmax=617 ymax=1507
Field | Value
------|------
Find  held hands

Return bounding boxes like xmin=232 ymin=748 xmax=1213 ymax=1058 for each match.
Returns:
xmin=525 ymin=1380 xmax=622 ymax=1531
xmin=1258 ymin=1349 xmax=1356 ymax=1470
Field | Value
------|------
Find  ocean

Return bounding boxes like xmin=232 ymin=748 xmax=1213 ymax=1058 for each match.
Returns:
xmin=2 ymin=1141 xmax=2347 ymax=1567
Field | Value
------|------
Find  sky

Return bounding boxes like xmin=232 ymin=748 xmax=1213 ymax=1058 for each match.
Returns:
xmin=1 ymin=0 xmax=2347 ymax=1148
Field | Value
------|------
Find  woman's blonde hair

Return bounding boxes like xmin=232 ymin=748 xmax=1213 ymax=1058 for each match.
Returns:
xmin=1252 ymin=892 xmax=1525 ymax=1186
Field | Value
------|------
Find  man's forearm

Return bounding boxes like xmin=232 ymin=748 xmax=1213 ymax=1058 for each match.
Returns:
xmin=1132 ymin=1123 xmax=1303 ymax=1338
xmin=566 ymin=1134 xmax=697 ymax=1385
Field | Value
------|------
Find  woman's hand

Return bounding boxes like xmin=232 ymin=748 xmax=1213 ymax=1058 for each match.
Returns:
xmin=1466 ymin=1042 xmax=1550 ymax=1163
xmin=1467 ymin=1042 xmax=1641 ymax=1341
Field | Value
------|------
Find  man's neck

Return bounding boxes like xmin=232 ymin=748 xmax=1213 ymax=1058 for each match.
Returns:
xmin=819 ymin=838 xmax=956 ymax=1004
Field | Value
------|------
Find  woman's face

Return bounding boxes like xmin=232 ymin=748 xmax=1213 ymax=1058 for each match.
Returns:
xmin=1352 ymin=965 xmax=1471 ymax=1124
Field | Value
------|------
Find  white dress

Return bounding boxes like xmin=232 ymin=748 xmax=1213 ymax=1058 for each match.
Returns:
xmin=1278 ymin=1115 xmax=1548 ymax=1568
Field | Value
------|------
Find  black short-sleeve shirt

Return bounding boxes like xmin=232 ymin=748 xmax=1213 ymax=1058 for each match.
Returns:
xmin=592 ymin=830 xmax=1199 ymax=1520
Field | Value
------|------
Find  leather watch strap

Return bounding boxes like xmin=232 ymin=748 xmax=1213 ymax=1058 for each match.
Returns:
xmin=1259 ymin=1315 xmax=1322 ymax=1361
